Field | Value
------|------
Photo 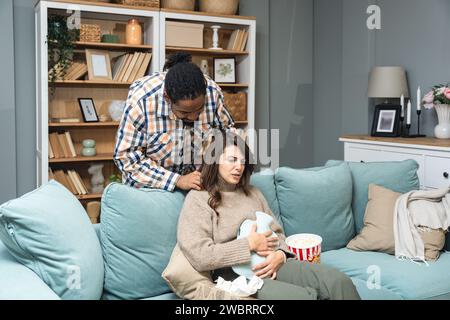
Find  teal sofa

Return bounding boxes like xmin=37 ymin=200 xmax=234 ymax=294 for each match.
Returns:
xmin=1 ymin=160 xmax=449 ymax=300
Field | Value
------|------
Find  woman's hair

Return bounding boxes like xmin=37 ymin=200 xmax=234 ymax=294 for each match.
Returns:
xmin=163 ymin=52 xmax=207 ymax=103
xmin=201 ymin=130 xmax=255 ymax=213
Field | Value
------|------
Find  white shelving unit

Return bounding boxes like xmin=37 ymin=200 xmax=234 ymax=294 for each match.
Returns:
xmin=35 ymin=1 xmax=257 ymax=196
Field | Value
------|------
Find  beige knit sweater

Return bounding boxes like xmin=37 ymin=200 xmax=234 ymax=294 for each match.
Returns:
xmin=177 ymin=182 xmax=290 ymax=273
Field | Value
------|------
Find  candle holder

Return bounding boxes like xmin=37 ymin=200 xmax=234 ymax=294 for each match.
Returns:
xmin=399 ymin=116 xmax=404 ymax=137
xmin=209 ymin=25 xmax=222 ymax=50
xmin=403 ymin=110 xmax=426 ymax=138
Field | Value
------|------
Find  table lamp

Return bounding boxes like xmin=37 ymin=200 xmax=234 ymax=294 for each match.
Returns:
xmin=368 ymin=66 xmax=409 ymax=136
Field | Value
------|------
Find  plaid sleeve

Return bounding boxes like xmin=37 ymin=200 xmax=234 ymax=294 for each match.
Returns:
xmin=113 ymin=100 xmax=180 ymax=192
xmin=215 ymin=89 xmax=235 ymax=129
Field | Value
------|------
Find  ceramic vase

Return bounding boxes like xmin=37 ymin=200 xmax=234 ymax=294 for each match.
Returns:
xmin=434 ymin=104 xmax=450 ymax=139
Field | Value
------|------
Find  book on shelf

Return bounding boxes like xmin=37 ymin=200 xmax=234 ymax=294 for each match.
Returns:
xmin=50 ymin=118 xmax=82 ymax=123
xmin=48 ymin=138 xmax=54 ymax=159
xmin=65 ymin=132 xmax=77 ymax=157
xmin=112 ymin=54 xmax=128 ymax=81
xmin=54 ymin=170 xmax=78 ymax=195
xmin=67 ymin=170 xmax=83 ymax=195
xmin=64 ymin=62 xmax=88 ymax=80
xmin=114 ymin=53 xmax=132 ymax=82
xmin=49 ymin=132 xmax=63 ymax=159
xmin=57 ymin=133 xmax=71 ymax=158
xmin=135 ymin=53 xmax=152 ymax=80
xmin=226 ymin=29 xmax=249 ymax=51
xmin=65 ymin=171 xmax=79 ymax=195
xmin=48 ymin=168 xmax=55 ymax=180
xmin=122 ymin=53 xmax=139 ymax=82
xmin=75 ymin=171 xmax=89 ymax=195
xmin=127 ymin=52 xmax=145 ymax=83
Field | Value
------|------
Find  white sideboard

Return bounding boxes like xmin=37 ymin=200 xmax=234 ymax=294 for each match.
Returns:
xmin=339 ymin=135 xmax=450 ymax=190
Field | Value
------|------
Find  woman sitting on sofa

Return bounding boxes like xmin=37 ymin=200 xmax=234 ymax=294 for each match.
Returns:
xmin=175 ymin=130 xmax=360 ymax=300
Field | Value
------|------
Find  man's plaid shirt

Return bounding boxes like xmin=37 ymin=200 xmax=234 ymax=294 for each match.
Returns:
xmin=113 ymin=72 xmax=235 ymax=191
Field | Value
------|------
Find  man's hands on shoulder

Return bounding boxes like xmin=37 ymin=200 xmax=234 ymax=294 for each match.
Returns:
xmin=176 ymin=171 xmax=203 ymax=191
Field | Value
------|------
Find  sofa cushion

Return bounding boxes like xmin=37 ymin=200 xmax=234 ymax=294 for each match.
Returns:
xmin=322 ymin=248 xmax=450 ymax=300
xmin=326 ymin=160 xmax=420 ymax=233
xmin=0 ymin=240 xmax=60 ymax=300
xmin=0 ymin=180 xmax=104 ymax=300
xmin=100 ymin=183 xmax=185 ymax=300
xmin=275 ymin=163 xmax=355 ymax=252
xmin=250 ymin=170 xmax=281 ymax=222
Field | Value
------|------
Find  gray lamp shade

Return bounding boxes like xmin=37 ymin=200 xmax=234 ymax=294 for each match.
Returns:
xmin=368 ymin=66 xmax=409 ymax=98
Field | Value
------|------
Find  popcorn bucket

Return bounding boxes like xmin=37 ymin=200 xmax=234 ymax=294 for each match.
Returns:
xmin=285 ymin=234 xmax=322 ymax=264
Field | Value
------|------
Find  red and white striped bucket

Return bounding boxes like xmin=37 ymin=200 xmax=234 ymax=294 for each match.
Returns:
xmin=285 ymin=234 xmax=322 ymax=264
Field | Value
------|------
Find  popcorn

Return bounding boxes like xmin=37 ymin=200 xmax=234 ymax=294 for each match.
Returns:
xmin=285 ymin=234 xmax=322 ymax=264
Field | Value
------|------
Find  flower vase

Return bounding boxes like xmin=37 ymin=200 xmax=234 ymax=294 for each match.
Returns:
xmin=434 ymin=104 xmax=450 ymax=139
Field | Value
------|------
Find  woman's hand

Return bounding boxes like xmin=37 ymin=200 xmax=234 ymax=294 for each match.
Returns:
xmin=253 ymin=250 xmax=286 ymax=279
xmin=247 ymin=224 xmax=279 ymax=252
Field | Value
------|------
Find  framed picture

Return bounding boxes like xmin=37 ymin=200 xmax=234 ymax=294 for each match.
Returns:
xmin=78 ymin=98 xmax=99 ymax=123
xmin=213 ymin=58 xmax=236 ymax=84
xmin=371 ymin=104 xmax=402 ymax=137
xmin=85 ymin=49 xmax=112 ymax=81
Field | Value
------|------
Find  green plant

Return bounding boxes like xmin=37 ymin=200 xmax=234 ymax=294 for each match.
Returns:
xmin=47 ymin=15 xmax=80 ymax=95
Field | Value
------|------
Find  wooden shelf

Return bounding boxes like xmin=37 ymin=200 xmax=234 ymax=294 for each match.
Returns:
xmin=49 ymin=154 xmax=114 ymax=164
xmin=166 ymin=46 xmax=248 ymax=56
xmin=75 ymin=41 xmax=152 ymax=51
xmin=234 ymin=121 xmax=248 ymax=125
xmin=161 ymin=8 xmax=256 ymax=21
xmin=51 ymin=0 xmax=160 ymax=12
xmin=77 ymin=194 xmax=102 ymax=201
xmin=49 ymin=122 xmax=120 ymax=128
xmin=218 ymin=84 xmax=249 ymax=88
xmin=54 ymin=80 xmax=132 ymax=87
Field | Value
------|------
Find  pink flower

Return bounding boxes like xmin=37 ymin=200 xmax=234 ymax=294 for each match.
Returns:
xmin=423 ymin=91 xmax=434 ymax=104
xmin=444 ymin=88 xmax=450 ymax=100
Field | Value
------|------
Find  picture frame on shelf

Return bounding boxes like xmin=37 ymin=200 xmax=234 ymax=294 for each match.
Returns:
xmin=371 ymin=105 xmax=402 ymax=137
xmin=85 ymin=49 xmax=112 ymax=81
xmin=213 ymin=57 xmax=236 ymax=84
xmin=78 ymin=98 xmax=99 ymax=123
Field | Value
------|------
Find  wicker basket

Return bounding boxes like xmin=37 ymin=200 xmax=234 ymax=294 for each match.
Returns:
xmin=113 ymin=0 xmax=160 ymax=8
xmin=162 ymin=0 xmax=195 ymax=10
xmin=199 ymin=0 xmax=239 ymax=15
xmin=223 ymin=92 xmax=247 ymax=121
xmin=80 ymin=24 xmax=101 ymax=42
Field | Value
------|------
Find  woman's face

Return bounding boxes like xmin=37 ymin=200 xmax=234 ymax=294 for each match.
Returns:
xmin=218 ymin=145 xmax=246 ymax=186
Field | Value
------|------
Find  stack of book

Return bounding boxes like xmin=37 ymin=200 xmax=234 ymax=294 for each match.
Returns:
xmin=48 ymin=131 xmax=77 ymax=159
xmin=62 ymin=61 xmax=88 ymax=80
xmin=226 ymin=29 xmax=249 ymax=52
xmin=49 ymin=169 xmax=89 ymax=195
xmin=112 ymin=52 xmax=152 ymax=83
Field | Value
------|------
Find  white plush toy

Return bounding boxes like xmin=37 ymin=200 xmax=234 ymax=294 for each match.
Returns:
xmin=88 ymin=164 xmax=105 ymax=194
xmin=232 ymin=211 xmax=278 ymax=279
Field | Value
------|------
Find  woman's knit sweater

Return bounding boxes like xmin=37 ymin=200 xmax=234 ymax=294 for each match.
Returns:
xmin=177 ymin=182 xmax=290 ymax=273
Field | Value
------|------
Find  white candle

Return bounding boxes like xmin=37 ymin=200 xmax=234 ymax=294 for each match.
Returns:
xmin=407 ymin=100 xmax=412 ymax=125
xmin=400 ymin=94 xmax=405 ymax=117
xmin=417 ymin=86 xmax=421 ymax=111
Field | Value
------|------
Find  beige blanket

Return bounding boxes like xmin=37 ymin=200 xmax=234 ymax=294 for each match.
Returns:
xmin=394 ymin=187 xmax=450 ymax=262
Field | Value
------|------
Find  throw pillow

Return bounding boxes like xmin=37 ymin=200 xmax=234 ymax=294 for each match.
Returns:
xmin=100 ymin=183 xmax=186 ymax=300
xmin=326 ymin=159 xmax=420 ymax=233
xmin=0 ymin=180 xmax=104 ymax=300
xmin=275 ymin=163 xmax=355 ymax=252
xmin=347 ymin=184 xmax=446 ymax=261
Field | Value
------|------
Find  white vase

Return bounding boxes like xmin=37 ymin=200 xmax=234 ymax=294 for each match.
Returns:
xmin=434 ymin=104 xmax=450 ymax=139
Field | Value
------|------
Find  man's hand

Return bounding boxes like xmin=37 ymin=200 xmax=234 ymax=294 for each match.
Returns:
xmin=253 ymin=250 xmax=286 ymax=280
xmin=176 ymin=171 xmax=202 ymax=191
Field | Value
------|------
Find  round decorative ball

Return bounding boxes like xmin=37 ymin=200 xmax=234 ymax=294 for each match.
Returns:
xmin=82 ymin=139 xmax=96 ymax=148
xmin=82 ymin=147 xmax=97 ymax=157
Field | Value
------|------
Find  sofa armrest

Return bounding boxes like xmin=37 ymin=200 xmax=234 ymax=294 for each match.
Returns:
xmin=0 ymin=241 xmax=60 ymax=300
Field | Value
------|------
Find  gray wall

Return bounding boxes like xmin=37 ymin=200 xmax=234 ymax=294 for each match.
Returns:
xmin=0 ymin=0 xmax=18 ymax=203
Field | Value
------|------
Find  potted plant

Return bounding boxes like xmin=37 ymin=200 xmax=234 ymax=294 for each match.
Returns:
xmin=422 ymin=84 xmax=450 ymax=139
xmin=47 ymin=15 xmax=80 ymax=95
